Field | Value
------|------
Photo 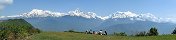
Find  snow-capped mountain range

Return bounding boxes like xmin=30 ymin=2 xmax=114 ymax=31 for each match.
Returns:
xmin=0 ymin=9 xmax=175 ymax=23
xmin=0 ymin=9 xmax=176 ymax=34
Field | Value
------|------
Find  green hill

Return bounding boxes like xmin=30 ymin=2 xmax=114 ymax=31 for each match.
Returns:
xmin=29 ymin=32 xmax=176 ymax=40
xmin=0 ymin=19 xmax=40 ymax=40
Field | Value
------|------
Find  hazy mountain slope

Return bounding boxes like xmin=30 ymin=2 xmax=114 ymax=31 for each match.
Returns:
xmin=0 ymin=9 xmax=176 ymax=34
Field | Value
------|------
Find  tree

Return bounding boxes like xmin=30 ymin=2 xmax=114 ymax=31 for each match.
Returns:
xmin=135 ymin=31 xmax=147 ymax=36
xmin=147 ymin=27 xmax=158 ymax=36
xmin=68 ymin=29 xmax=75 ymax=32
xmin=114 ymin=32 xmax=127 ymax=36
xmin=172 ymin=28 xmax=176 ymax=34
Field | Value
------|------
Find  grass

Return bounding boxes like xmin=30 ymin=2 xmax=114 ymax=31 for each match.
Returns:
xmin=28 ymin=32 xmax=176 ymax=40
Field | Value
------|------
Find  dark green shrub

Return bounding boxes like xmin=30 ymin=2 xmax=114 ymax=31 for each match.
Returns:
xmin=147 ymin=27 xmax=158 ymax=36
xmin=135 ymin=31 xmax=147 ymax=36
xmin=172 ymin=28 xmax=176 ymax=34
xmin=114 ymin=32 xmax=127 ymax=36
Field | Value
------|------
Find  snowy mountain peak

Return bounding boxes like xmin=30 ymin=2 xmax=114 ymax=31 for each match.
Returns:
xmin=28 ymin=9 xmax=50 ymax=15
xmin=0 ymin=16 xmax=5 ymax=18
xmin=21 ymin=9 xmax=66 ymax=18
xmin=97 ymin=16 xmax=110 ymax=20
xmin=109 ymin=11 xmax=165 ymax=23
xmin=111 ymin=11 xmax=138 ymax=18
xmin=0 ymin=9 xmax=176 ymax=23
xmin=26 ymin=9 xmax=51 ymax=16
xmin=68 ymin=9 xmax=97 ymax=19
xmin=21 ymin=9 xmax=100 ymax=19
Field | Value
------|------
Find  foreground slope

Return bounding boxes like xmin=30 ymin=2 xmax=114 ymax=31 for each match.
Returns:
xmin=0 ymin=19 xmax=40 ymax=40
xmin=29 ymin=32 xmax=176 ymax=40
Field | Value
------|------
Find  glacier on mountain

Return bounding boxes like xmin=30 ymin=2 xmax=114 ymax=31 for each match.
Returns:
xmin=68 ymin=9 xmax=97 ymax=19
xmin=0 ymin=9 xmax=176 ymax=23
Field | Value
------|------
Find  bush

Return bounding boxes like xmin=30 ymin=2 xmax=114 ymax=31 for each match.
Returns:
xmin=147 ymin=27 xmax=158 ymax=36
xmin=68 ymin=29 xmax=75 ymax=32
xmin=114 ymin=32 xmax=127 ymax=36
xmin=172 ymin=28 xmax=176 ymax=34
xmin=64 ymin=29 xmax=83 ymax=33
xmin=135 ymin=31 xmax=147 ymax=36
xmin=64 ymin=29 xmax=75 ymax=32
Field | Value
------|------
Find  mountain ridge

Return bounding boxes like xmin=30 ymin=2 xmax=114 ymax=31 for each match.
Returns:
xmin=0 ymin=9 xmax=175 ymax=34
xmin=0 ymin=9 xmax=175 ymax=23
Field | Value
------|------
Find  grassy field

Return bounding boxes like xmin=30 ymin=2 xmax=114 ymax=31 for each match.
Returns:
xmin=29 ymin=32 xmax=176 ymax=40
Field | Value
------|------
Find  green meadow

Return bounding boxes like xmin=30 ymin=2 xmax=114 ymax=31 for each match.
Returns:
xmin=29 ymin=32 xmax=176 ymax=40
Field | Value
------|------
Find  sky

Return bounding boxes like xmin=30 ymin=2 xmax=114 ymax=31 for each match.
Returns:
xmin=0 ymin=0 xmax=176 ymax=18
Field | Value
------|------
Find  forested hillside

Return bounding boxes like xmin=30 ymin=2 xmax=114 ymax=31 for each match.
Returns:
xmin=0 ymin=19 xmax=40 ymax=40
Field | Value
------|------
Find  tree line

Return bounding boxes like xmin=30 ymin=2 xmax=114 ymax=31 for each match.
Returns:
xmin=64 ymin=27 xmax=176 ymax=36
xmin=114 ymin=27 xmax=176 ymax=36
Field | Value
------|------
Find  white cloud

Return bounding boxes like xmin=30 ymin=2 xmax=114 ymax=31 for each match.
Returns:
xmin=0 ymin=0 xmax=13 ymax=10
xmin=0 ymin=0 xmax=13 ymax=5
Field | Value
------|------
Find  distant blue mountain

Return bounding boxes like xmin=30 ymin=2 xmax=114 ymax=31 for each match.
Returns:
xmin=0 ymin=9 xmax=176 ymax=34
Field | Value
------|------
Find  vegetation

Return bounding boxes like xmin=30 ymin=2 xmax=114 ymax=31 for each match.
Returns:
xmin=135 ymin=27 xmax=159 ymax=36
xmin=172 ymin=28 xmax=176 ymax=34
xmin=114 ymin=32 xmax=127 ymax=36
xmin=0 ymin=19 xmax=40 ymax=40
xmin=29 ymin=32 xmax=176 ymax=40
xmin=147 ymin=27 xmax=158 ymax=36
xmin=64 ymin=29 xmax=84 ymax=33
xmin=1 ymin=19 xmax=174 ymax=40
xmin=135 ymin=31 xmax=147 ymax=36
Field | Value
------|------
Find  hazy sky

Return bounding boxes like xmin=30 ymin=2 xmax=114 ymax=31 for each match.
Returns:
xmin=1 ymin=0 xmax=176 ymax=18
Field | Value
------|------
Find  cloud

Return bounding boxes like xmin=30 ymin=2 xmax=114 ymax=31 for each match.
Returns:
xmin=0 ymin=0 xmax=13 ymax=10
